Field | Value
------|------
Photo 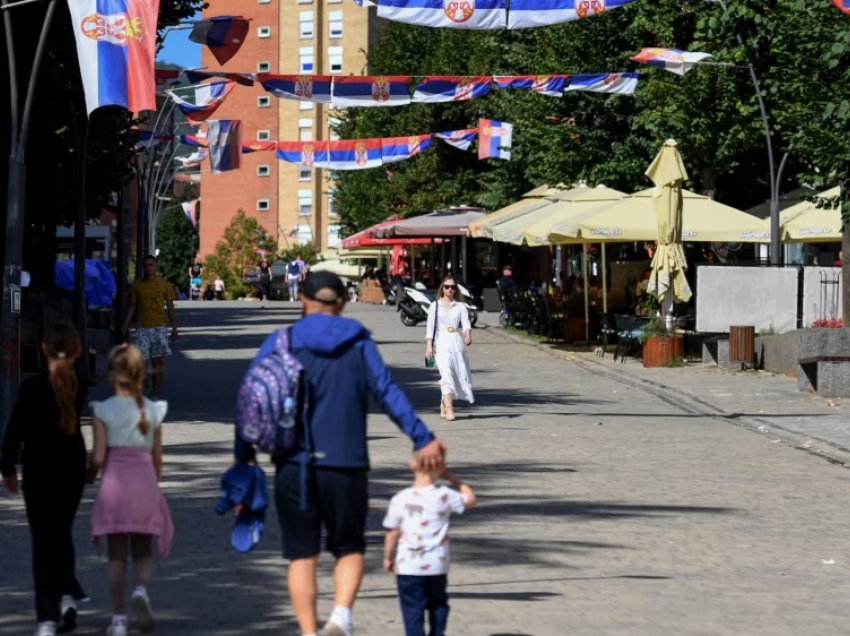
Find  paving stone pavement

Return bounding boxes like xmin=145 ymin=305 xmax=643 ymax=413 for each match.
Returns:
xmin=3 ymin=301 xmax=850 ymax=636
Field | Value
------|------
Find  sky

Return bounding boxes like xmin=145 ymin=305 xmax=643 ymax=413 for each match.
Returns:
xmin=156 ymin=13 xmax=202 ymax=69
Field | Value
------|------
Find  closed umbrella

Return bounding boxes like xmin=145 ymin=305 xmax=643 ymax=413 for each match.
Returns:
xmin=645 ymin=140 xmax=692 ymax=327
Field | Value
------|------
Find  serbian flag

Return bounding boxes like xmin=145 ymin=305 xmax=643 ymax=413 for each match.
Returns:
xmin=566 ymin=73 xmax=638 ymax=95
xmin=328 ymin=139 xmax=383 ymax=170
xmin=188 ymin=16 xmax=251 ymax=65
xmin=377 ymin=0 xmax=506 ymax=29
xmin=478 ymin=119 xmax=513 ymax=161
xmin=832 ymin=0 xmax=850 ymax=13
xmin=412 ymin=76 xmax=492 ymax=103
xmin=332 ymin=76 xmax=411 ymax=107
xmin=168 ymin=80 xmax=236 ymax=124
xmin=207 ymin=120 xmax=243 ymax=174
xmin=180 ymin=134 xmax=208 ymax=148
xmin=494 ymin=75 xmax=569 ymax=97
xmin=155 ymin=69 xmax=182 ymax=89
xmin=184 ymin=70 xmax=255 ymax=87
xmin=259 ymin=74 xmax=333 ymax=103
xmin=630 ymin=48 xmax=711 ymax=76
xmin=381 ymin=135 xmax=433 ymax=164
xmin=68 ymin=0 xmax=161 ymax=115
xmin=182 ymin=199 xmax=200 ymax=225
xmin=176 ymin=151 xmax=207 ymax=167
xmin=242 ymin=140 xmax=278 ymax=153
xmin=276 ymin=141 xmax=330 ymax=168
xmin=134 ymin=130 xmax=172 ymax=149
xmin=508 ymin=0 xmax=636 ymax=29
xmin=436 ymin=129 xmax=478 ymax=151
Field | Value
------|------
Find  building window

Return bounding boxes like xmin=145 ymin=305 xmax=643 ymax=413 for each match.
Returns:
xmin=299 ymin=100 xmax=313 ymax=111
xmin=257 ymin=165 xmax=271 ymax=177
xmin=327 ymin=190 xmax=338 ymax=218
xmin=296 ymin=0 xmax=312 ymax=5
xmin=258 ymin=26 xmax=272 ymax=38
xmin=299 ymin=166 xmax=312 ymax=181
xmin=258 ymin=61 xmax=271 ymax=73
xmin=299 ymin=118 xmax=313 ymax=142
xmin=329 ymin=129 xmax=340 ymax=142
xmin=258 ymin=130 xmax=271 ymax=141
xmin=298 ymin=190 xmax=312 ymax=216
xmin=258 ymin=96 xmax=271 ymax=108
xmin=329 ymin=11 xmax=343 ymax=38
xmin=257 ymin=199 xmax=271 ymax=211
xmin=328 ymin=0 xmax=342 ymax=4
xmin=327 ymin=224 xmax=341 ymax=247
xmin=329 ymin=46 xmax=343 ymax=74
xmin=296 ymin=224 xmax=312 ymax=245
xmin=259 ymin=0 xmax=271 ymax=4
xmin=299 ymin=11 xmax=314 ymax=38
xmin=299 ymin=46 xmax=314 ymax=74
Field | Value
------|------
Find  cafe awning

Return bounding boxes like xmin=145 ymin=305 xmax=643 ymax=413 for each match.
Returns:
xmin=467 ymin=184 xmax=562 ymax=238
xmin=377 ymin=207 xmax=485 ymax=238
xmin=775 ymin=186 xmax=842 ymax=242
xmin=341 ymin=216 xmax=442 ymax=248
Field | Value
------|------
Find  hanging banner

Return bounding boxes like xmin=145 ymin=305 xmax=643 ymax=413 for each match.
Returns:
xmin=412 ymin=76 xmax=492 ymax=103
xmin=188 ymin=16 xmax=251 ymax=65
xmin=494 ymin=75 xmax=570 ymax=97
xmin=332 ymin=76 xmax=412 ymax=107
xmin=168 ymin=80 xmax=236 ymax=124
xmin=276 ymin=141 xmax=330 ymax=168
xmin=258 ymin=74 xmax=334 ymax=103
xmin=508 ymin=0 xmax=637 ymax=29
xmin=328 ymin=139 xmax=384 ymax=170
xmin=435 ymin=128 xmax=479 ymax=151
xmin=630 ymin=48 xmax=712 ymax=76
xmin=184 ymin=70 xmax=256 ymax=87
xmin=478 ymin=119 xmax=513 ymax=160
xmin=376 ymin=0 xmax=507 ymax=29
xmin=566 ymin=72 xmax=638 ymax=95
xmin=381 ymin=135 xmax=433 ymax=163
xmin=208 ymin=120 xmax=243 ymax=174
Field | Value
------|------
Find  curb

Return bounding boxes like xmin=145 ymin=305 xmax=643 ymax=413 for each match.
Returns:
xmin=485 ymin=324 xmax=850 ymax=469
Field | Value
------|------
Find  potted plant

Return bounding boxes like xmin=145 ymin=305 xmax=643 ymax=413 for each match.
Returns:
xmin=639 ymin=316 xmax=684 ymax=368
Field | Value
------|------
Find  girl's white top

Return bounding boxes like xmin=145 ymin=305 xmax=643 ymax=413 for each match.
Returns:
xmin=425 ymin=300 xmax=471 ymax=341
xmin=91 ymin=396 xmax=168 ymax=450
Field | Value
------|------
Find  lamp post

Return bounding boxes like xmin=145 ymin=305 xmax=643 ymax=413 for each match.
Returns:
xmin=0 ymin=0 xmax=58 ymax=447
xmin=710 ymin=0 xmax=782 ymax=265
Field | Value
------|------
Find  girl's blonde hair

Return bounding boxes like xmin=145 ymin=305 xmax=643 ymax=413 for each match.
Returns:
xmin=108 ymin=344 xmax=149 ymax=436
xmin=439 ymin=276 xmax=463 ymax=302
xmin=44 ymin=323 xmax=81 ymax=437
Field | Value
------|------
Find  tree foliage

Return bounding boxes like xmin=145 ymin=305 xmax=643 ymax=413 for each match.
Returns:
xmin=204 ymin=210 xmax=277 ymax=298
xmin=279 ymin=242 xmax=321 ymax=266
xmin=155 ymin=207 xmax=199 ymax=290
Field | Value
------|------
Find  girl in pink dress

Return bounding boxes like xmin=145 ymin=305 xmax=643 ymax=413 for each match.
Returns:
xmin=88 ymin=344 xmax=173 ymax=636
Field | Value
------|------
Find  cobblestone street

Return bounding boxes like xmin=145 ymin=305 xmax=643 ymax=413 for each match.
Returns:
xmin=2 ymin=301 xmax=850 ymax=635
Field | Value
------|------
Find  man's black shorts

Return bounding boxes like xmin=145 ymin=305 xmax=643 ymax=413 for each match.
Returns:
xmin=274 ymin=463 xmax=368 ymax=560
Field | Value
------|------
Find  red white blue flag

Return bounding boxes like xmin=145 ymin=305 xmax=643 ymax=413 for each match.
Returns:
xmin=188 ymin=16 xmax=251 ymax=65
xmin=155 ymin=69 xmax=182 ymax=89
xmin=566 ymin=73 xmax=638 ymax=95
xmin=478 ymin=119 xmax=512 ymax=161
xmin=184 ymin=70 xmax=256 ymax=87
xmin=328 ymin=140 xmax=384 ymax=170
xmin=832 ymin=0 xmax=850 ymax=13
xmin=276 ymin=142 xmax=330 ymax=168
xmin=377 ymin=0 xmax=506 ymax=29
xmin=68 ymin=0 xmax=161 ymax=115
xmin=630 ymin=48 xmax=711 ymax=76
xmin=168 ymin=80 xmax=236 ymax=124
xmin=180 ymin=134 xmax=208 ymax=148
xmin=242 ymin=141 xmax=277 ymax=153
xmin=332 ymin=76 xmax=412 ymax=107
xmin=259 ymin=74 xmax=333 ymax=103
xmin=207 ymin=120 xmax=243 ymax=174
xmin=435 ymin=129 xmax=478 ymax=151
xmin=176 ymin=151 xmax=207 ymax=167
xmin=182 ymin=199 xmax=200 ymax=225
xmin=381 ymin=135 xmax=433 ymax=163
xmin=508 ymin=0 xmax=636 ymax=29
xmin=495 ymin=75 xmax=569 ymax=97
xmin=412 ymin=76 xmax=492 ymax=103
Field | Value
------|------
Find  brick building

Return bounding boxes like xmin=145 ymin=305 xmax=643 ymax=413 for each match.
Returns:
xmin=199 ymin=2 xmax=386 ymax=256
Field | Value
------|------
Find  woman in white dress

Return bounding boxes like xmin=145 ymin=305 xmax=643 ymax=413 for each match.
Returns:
xmin=425 ymin=276 xmax=473 ymax=421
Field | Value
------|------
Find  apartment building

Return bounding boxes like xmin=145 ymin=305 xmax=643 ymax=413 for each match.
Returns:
xmin=199 ymin=1 xmax=386 ymax=255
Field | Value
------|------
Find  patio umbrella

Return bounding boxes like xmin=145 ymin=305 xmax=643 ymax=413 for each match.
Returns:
xmin=775 ymin=186 xmax=841 ymax=242
xmin=645 ymin=140 xmax=692 ymax=326
xmin=467 ymin=185 xmax=564 ymax=238
xmin=376 ymin=207 xmax=485 ymax=238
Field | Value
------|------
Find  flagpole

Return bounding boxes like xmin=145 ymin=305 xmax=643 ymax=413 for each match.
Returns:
xmin=0 ymin=0 xmax=58 ymax=452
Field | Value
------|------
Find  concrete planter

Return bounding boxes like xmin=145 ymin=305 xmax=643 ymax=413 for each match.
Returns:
xmin=642 ymin=335 xmax=683 ymax=368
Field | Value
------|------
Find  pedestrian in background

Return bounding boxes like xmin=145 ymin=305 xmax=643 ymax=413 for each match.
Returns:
xmin=425 ymin=276 xmax=474 ymax=422
xmin=88 ymin=344 xmax=173 ymax=636
xmin=1 ymin=323 xmax=89 ymax=636
xmin=383 ymin=458 xmax=476 ymax=636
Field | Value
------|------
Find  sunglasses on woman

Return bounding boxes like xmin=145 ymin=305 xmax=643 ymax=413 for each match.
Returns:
xmin=443 ymin=285 xmax=456 ymax=290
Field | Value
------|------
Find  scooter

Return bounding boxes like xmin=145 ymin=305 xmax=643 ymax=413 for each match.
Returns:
xmin=398 ymin=283 xmax=478 ymax=328
xmin=190 ymin=277 xmax=202 ymax=301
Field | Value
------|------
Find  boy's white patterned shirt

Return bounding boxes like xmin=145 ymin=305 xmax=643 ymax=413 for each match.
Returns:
xmin=383 ymin=485 xmax=467 ymax=576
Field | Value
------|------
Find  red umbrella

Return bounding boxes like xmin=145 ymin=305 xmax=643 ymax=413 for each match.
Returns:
xmin=342 ymin=216 xmax=442 ymax=249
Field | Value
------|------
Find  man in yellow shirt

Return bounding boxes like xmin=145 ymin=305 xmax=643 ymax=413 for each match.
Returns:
xmin=122 ymin=255 xmax=178 ymax=399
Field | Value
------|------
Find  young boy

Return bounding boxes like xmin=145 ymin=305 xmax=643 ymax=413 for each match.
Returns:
xmin=383 ymin=459 xmax=477 ymax=636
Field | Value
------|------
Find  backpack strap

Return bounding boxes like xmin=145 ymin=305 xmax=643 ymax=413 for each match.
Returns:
xmin=285 ymin=326 xmax=313 ymax=512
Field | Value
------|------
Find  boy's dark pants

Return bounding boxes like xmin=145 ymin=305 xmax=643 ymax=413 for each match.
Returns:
xmin=396 ymin=574 xmax=449 ymax=636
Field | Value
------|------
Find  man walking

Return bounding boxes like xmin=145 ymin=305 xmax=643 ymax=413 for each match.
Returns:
xmin=122 ymin=255 xmax=178 ymax=399
xmin=236 ymin=271 xmax=445 ymax=636
xmin=287 ymin=258 xmax=303 ymax=301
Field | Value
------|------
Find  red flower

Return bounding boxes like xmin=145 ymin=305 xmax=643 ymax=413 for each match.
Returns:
xmin=812 ymin=318 xmax=844 ymax=329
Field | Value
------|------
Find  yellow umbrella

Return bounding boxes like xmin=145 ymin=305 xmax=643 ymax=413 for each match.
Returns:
xmin=467 ymin=184 xmax=561 ymax=238
xmin=644 ymin=140 xmax=692 ymax=308
xmin=777 ymin=186 xmax=841 ymax=242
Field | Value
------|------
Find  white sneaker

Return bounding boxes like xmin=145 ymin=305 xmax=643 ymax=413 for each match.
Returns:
xmin=131 ymin=589 xmax=155 ymax=634
xmin=105 ymin=621 xmax=127 ymax=636
xmin=35 ymin=622 xmax=56 ymax=636
xmin=58 ymin=596 xmax=77 ymax=633
xmin=321 ymin=620 xmax=353 ymax=636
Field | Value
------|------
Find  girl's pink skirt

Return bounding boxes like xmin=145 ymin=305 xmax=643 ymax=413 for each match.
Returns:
xmin=91 ymin=448 xmax=174 ymax=557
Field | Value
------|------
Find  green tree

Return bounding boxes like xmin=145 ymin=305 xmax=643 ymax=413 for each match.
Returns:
xmin=279 ymin=242 xmax=320 ymax=266
xmin=204 ymin=210 xmax=277 ymax=298
xmin=155 ymin=207 xmax=199 ymax=289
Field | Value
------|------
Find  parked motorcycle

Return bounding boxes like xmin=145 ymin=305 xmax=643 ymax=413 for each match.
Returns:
xmin=398 ymin=283 xmax=478 ymax=328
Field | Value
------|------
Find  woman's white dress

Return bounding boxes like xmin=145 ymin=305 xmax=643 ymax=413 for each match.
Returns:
xmin=426 ymin=300 xmax=474 ymax=403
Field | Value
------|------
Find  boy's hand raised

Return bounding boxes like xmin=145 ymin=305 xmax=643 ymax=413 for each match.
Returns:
xmin=415 ymin=439 xmax=448 ymax=472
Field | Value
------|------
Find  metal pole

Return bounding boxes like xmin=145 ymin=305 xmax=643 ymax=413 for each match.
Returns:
xmin=601 ymin=243 xmax=608 ymax=313
xmin=115 ymin=180 xmax=128 ymax=345
xmin=74 ymin=123 xmax=90 ymax=387
xmin=714 ymin=0 xmax=778 ymax=265
xmin=0 ymin=0 xmax=57 ymax=448
xmin=582 ymin=244 xmax=590 ymax=342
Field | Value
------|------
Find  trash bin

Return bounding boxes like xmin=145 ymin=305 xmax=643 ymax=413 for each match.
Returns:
xmin=729 ymin=325 xmax=755 ymax=365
